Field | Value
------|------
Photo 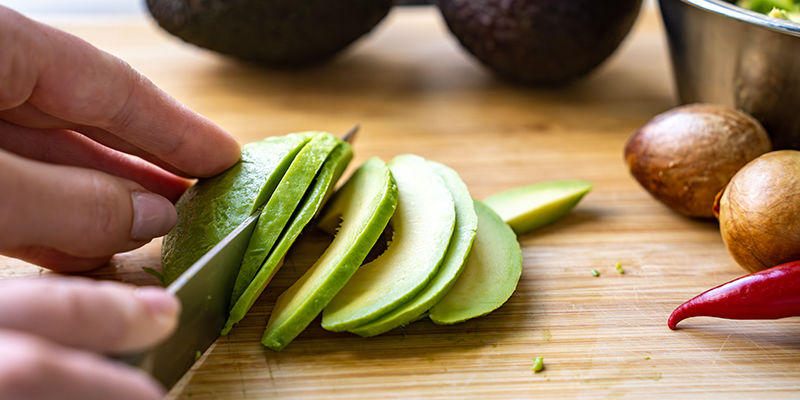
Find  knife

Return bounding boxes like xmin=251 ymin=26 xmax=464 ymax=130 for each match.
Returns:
xmin=121 ymin=213 xmax=260 ymax=389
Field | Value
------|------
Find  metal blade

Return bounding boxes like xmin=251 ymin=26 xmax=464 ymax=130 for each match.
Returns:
xmin=342 ymin=125 xmax=359 ymax=144
xmin=122 ymin=214 xmax=260 ymax=389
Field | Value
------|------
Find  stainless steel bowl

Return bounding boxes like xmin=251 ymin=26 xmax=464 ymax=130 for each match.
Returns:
xmin=659 ymin=0 xmax=800 ymax=149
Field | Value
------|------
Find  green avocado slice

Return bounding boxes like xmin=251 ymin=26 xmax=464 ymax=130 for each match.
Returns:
xmin=483 ymin=180 xmax=592 ymax=235
xmin=348 ymin=160 xmax=477 ymax=337
xmin=221 ymin=141 xmax=352 ymax=335
xmin=321 ymin=154 xmax=456 ymax=332
xmin=262 ymin=157 xmax=397 ymax=351
xmin=429 ymin=200 xmax=523 ymax=325
xmin=161 ymin=133 xmax=313 ymax=285
xmin=230 ymin=132 xmax=340 ymax=306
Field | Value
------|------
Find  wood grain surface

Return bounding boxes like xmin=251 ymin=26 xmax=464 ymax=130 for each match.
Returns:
xmin=3 ymin=3 xmax=800 ymax=399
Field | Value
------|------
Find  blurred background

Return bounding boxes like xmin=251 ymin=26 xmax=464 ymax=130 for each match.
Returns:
xmin=1 ymin=0 xmax=144 ymax=15
xmin=1 ymin=0 xmax=432 ymax=17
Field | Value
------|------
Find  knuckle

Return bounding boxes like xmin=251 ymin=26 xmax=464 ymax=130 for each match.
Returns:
xmin=0 ymin=9 xmax=36 ymax=110
xmin=90 ymin=285 xmax=134 ymax=350
xmin=52 ymin=281 xmax=131 ymax=351
xmin=104 ymin=60 xmax=141 ymax=131
xmin=105 ymin=67 xmax=185 ymax=158
xmin=78 ymin=174 xmax=129 ymax=254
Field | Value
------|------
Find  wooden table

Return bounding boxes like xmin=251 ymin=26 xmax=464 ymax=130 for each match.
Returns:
xmin=4 ymin=3 xmax=800 ymax=398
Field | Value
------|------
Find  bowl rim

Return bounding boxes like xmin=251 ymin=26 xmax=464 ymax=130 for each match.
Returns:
xmin=678 ymin=0 xmax=800 ymax=36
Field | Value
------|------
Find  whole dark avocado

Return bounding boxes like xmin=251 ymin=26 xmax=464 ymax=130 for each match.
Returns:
xmin=436 ymin=0 xmax=642 ymax=85
xmin=146 ymin=0 xmax=393 ymax=68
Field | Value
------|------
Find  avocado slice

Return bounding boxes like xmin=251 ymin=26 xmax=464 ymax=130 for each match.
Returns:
xmin=348 ymin=161 xmax=477 ymax=337
xmin=161 ymin=133 xmax=312 ymax=284
xmin=230 ymin=133 xmax=340 ymax=306
xmin=321 ymin=155 xmax=456 ymax=332
xmin=221 ymin=141 xmax=352 ymax=335
xmin=262 ymin=157 xmax=397 ymax=351
xmin=483 ymin=180 xmax=592 ymax=235
xmin=429 ymin=200 xmax=523 ymax=325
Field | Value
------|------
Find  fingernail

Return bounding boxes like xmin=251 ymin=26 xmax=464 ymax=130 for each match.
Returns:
xmin=130 ymin=192 xmax=177 ymax=240
xmin=134 ymin=286 xmax=180 ymax=326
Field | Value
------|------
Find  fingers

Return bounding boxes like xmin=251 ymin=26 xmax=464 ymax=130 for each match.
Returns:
xmin=0 ymin=149 xmax=177 ymax=263
xmin=0 ymin=277 xmax=179 ymax=354
xmin=0 ymin=330 xmax=164 ymax=400
xmin=0 ymin=101 xmax=70 ymax=129
xmin=0 ymin=6 xmax=240 ymax=178
xmin=0 ymin=120 xmax=190 ymax=202
xmin=1 ymin=246 xmax=111 ymax=273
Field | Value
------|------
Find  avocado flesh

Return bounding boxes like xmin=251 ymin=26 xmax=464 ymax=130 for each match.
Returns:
xmin=161 ymin=133 xmax=312 ymax=284
xmin=436 ymin=0 xmax=642 ymax=85
xmin=349 ymin=161 xmax=477 ymax=337
xmin=483 ymin=180 xmax=592 ymax=235
xmin=262 ymin=157 xmax=398 ymax=351
xmin=145 ymin=0 xmax=393 ymax=68
xmin=230 ymin=133 xmax=341 ymax=306
xmin=321 ymin=155 xmax=456 ymax=332
xmin=222 ymin=142 xmax=352 ymax=335
xmin=429 ymin=200 xmax=522 ymax=325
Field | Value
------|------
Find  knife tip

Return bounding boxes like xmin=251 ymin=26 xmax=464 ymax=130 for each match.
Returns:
xmin=342 ymin=125 xmax=359 ymax=144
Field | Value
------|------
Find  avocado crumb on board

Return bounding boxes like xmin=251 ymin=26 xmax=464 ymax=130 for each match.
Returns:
xmin=591 ymin=269 xmax=600 ymax=277
xmin=532 ymin=357 xmax=545 ymax=372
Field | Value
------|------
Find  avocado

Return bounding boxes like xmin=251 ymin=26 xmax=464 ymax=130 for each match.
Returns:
xmin=435 ymin=0 xmax=642 ymax=85
xmin=161 ymin=133 xmax=312 ymax=284
xmin=262 ymin=157 xmax=398 ymax=351
xmin=429 ymin=200 xmax=522 ymax=325
xmin=321 ymin=155 xmax=456 ymax=332
xmin=483 ymin=180 xmax=592 ymax=235
xmin=230 ymin=133 xmax=341 ymax=307
xmin=145 ymin=0 xmax=393 ymax=68
xmin=348 ymin=160 xmax=477 ymax=337
xmin=222 ymin=141 xmax=352 ymax=335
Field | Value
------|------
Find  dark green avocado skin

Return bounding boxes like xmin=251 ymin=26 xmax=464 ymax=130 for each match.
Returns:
xmin=146 ymin=0 xmax=393 ymax=68
xmin=436 ymin=0 xmax=642 ymax=85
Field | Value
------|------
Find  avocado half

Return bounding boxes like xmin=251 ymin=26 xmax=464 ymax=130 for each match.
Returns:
xmin=146 ymin=0 xmax=393 ymax=67
xmin=436 ymin=0 xmax=642 ymax=85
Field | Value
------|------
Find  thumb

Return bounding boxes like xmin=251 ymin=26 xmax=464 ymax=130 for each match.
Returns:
xmin=0 ymin=148 xmax=177 ymax=269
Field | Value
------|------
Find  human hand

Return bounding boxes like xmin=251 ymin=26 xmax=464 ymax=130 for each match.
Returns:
xmin=0 ymin=277 xmax=180 ymax=400
xmin=0 ymin=6 xmax=241 ymax=271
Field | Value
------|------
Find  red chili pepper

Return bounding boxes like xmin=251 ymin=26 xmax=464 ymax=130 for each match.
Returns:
xmin=668 ymin=260 xmax=800 ymax=330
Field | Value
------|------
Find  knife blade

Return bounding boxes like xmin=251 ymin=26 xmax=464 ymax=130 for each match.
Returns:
xmin=121 ymin=213 xmax=260 ymax=389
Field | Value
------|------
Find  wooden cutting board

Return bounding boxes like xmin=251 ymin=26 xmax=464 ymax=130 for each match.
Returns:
xmin=3 ymin=3 xmax=800 ymax=398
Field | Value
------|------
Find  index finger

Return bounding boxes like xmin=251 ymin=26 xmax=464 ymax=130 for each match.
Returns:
xmin=0 ymin=6 xmax=241 ymax=177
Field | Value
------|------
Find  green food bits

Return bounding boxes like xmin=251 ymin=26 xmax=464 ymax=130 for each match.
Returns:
xmin=769 ymin=6 xmax=790 ymax=18
xmin=532 ymin=356 xmax=544 ymax=372
xmin=591 ymin=269 xmax=600 ymax=277
xmin=736 ymin=0 xmax=800 ymax=22
xmin=616 ymin=262 xmax=624 ymax=274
